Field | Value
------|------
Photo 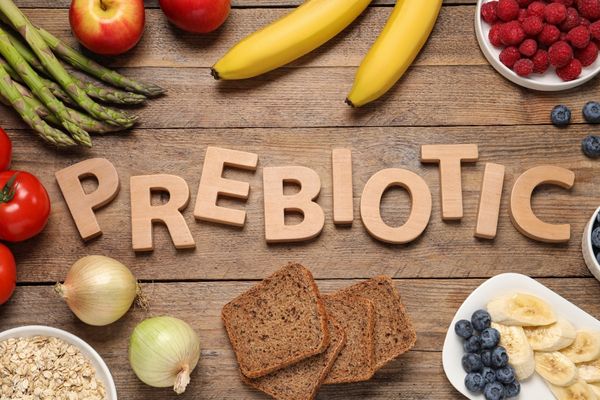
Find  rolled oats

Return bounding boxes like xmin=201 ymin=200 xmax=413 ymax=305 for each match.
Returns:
xmin=0 ymin=336 xmax=106 ymax=400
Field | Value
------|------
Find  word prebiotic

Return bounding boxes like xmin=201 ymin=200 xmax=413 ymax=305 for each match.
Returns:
xmin=55 ymin=145 xmax=575 ymax=251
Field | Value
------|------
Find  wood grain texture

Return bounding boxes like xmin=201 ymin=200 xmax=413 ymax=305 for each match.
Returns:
xmin=6 ymin=125 xmax=598 ymax=282
xmin=2 ymin=278 xmax=600 ymax=399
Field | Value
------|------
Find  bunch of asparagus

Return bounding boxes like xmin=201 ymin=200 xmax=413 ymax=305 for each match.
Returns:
xmin=0 ymin=0 xmax=164 ymax=148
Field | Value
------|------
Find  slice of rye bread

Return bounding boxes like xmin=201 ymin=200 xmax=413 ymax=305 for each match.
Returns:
xmin=322 ymin=293 xmax=375 ymax=384
xmin=243 ymin=318 xmax=346 ymax=400
xmin=222 ymin=262 xmax=330 ymax=378
xmin=338 ymin=276 xmax=417 ymax=370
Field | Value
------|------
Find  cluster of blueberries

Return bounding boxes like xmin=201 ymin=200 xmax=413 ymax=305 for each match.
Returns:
xmin=455 ymin=309 xmax=521 ymax=400
xmin=550 ymin=102 xmax=600 ymax=158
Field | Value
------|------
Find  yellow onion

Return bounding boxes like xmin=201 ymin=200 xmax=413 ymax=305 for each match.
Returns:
xmin=129 ymin=316 xmax=201 ymax=394
xmin=55 ymin=255 xmax=140 ymax=326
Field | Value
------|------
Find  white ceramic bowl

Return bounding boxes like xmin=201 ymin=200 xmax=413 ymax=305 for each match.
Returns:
xmin=582 ymin=206 xmax=600 ymax=281
xmin=0 ymin=326 xmax=117 ymax=400
xmin=475 ymin=0 xmax=600 ymax=91
xmin=443 ymin=273 xmax=600 ymax=399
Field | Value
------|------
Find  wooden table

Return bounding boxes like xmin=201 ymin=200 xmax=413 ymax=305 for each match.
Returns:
xmin=3 ymin=0 xmax=600 ymax=399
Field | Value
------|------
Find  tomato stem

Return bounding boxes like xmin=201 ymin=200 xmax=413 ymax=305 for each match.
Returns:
xmin=0 ymin=172 xmax=18 ymax=203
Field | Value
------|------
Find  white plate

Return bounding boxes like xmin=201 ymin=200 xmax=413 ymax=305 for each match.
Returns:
xmin=0 ymin=325 xmax=118 ymax=400
xmin=475 ymin=0 xmax=600 ymax=91
xmin=442 ymin=273 xmax=600 ymax=399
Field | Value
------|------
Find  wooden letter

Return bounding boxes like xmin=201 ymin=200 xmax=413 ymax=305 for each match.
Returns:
xmin=263 ymin=166 xmax=325 ymax=243
xmin=509 ymin=165 xmax=575 ymax=243
xmin=55 ymin=158 xmax=119 ymax=241
xmin=421 ymin=144 xmax=479 ymax=220
xmin=131 ymin=174 xmax=195 ymax=252
xmin=332 ymin=149 xmax=354 ymax=225
xmin=194 ymin=147 xmax=258 ymax=227
xmin=360 ymin=168 xmax=432 ymax=244
xmin=475 ymin=163 xmax=506 ymax=240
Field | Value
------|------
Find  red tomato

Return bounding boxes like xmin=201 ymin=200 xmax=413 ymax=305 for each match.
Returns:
xmin=0 ymin=243 xmax=16 ymax=305
xmin=0 ymin=128 xmax=11 ymax=171
xmin=0 ymin=171 xmax=51 ymax=242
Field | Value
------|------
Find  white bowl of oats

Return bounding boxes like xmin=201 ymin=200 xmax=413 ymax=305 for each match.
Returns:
xmin=0 ymin=325 xmax=117 ymax=400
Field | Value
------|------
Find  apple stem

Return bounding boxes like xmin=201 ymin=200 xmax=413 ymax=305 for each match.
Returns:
xmin=99 ymin=0 xmax=107 ymax=11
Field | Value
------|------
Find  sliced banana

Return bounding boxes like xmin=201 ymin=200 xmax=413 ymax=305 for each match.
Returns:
xmin=535 ymin=351 xmax=578 ymax=387
xmin=524 ymin=319 xmax=577 ymax=352
xmin=487 ymin=293 xmax=556 ymax=326
xmin=492 ymin=322 xmax=535 ymax=380
xmin=579 ymin=359 xmax=600 ymax=383
xmin=561 ymin=331 xmax=600 ymax=364
xmin=549 ymin=381 xmax=598 ymax=400
xmin=589 ymin=383 xmax=600 ymax=398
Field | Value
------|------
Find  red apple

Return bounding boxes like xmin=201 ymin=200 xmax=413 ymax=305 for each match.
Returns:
xmin=159 ymin=0 xmax=230 ymax=34
xmin=69 ymin=0 xmax=145 ymax=56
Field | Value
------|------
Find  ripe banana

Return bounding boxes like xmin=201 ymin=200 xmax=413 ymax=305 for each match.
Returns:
xmin=535 ymin=351 xmax=578 ymax=387
xmin=561 ymin=331 xmax=600 ymax=364
xmin=549 ymin=381 xmax=598 ymax=400
xmin=345 ymin=0 xmax=442 ymax=107
xmin=492 ymin=322 xmax=535 ymax=380
xmin=524 ymin=319 xmax=577 ymax=351
xmin=212 ymin=0 xmax=372 ymax=80
xmin=487 ymin=293 xmax=557 ymax=327
xmin=579 ymin=359 xmax=600 ymax=383
xmin=590 ymin=383 xmax=600 ymax=397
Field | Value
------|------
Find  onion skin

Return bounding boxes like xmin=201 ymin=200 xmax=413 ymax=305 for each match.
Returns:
xmin=55 ymin=255 xmax=138 ymax=326
xmin=129 ymin=316 xmax=201 ymax=394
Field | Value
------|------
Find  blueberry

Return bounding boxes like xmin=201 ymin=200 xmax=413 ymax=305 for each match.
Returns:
xmin=584 ymin=101 xmax=600 ymax=123
xmin=481 ymin=367 xmax=497 ymax=384
xmin=484 ymin=381 xmax=506 ymax=400
xmin=551 ymin=105 xmax=571 ymax=126
xmin=462 ymin=353 xmax=483 ymax=373
xmin=481 ymin=349 xmax=493 ymax=367
xmin=491 ymin=346 xmax=509 ymax=368
xmin=480 ymin=328 xmax=501 ymax=349
xmin=582 ymin=135 xmax=600 ymax=158
xmin=504 ymin=380 xmax=521 ymax=398
xmin=455 ymin=319 xmax=474 ymax=339
xmin=592 ymin=227 xmax=600 ymax=248
xmin=472 ymin=310 xmax=492 ymax=331
xmin=464 ymin=335 xmax=482 ymax=353
xmin=465 ymin=372 xmax=486 ymax=393
xmin=496 ymin=365 xmax=516 ymax=384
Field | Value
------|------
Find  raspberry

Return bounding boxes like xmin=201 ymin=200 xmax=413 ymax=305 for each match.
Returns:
xmin=499 ymin=46 xmax=522 ymax=67
xmin=555 ymin=0 xmax=575 ymax=5
xmin=539 ymin=24 xmax=562 ymax=45
xmin=500 ymin=20 xmax=526 ymax=45
xmin=532 ymin=49 xmax=550 ymax=72
xmin=513 ymin=58 xmax=535 ymax=76
xmin=498 ymin=0 xmax=520 ymax=21
xmin=519 ymin=38 xmax=539 ymax=55
xmin=556 ymin=58 xmax=582 ymax=80
xmin=560 ymin=7 xmax=580 ymax=31
xmin=581 ymin=17 xmax=592 ymax=26
xmin=522 ymin=15 xmax=544 ymax=35
xmin=567 ymin=25 xmax=591 ymax=47
xmin=575 ymin=40 xmax=599 ymax=64
xmin=489 ymin=23 xmax=505 ymax=46
xmin=518 ymin=8 xmax=528 ymax=22
xmin=481 ymin=1 xmax=499 ymax=23
xmin=549 ymin=40 xmax=575 ymax=66
xmin=528 ymin=1 xmax=547 ymax=18
xmin=590 ymin=20 xmax=600 ymax=38
xmin=545 ymin=3 xmax=568 ymax=24
xmin=577 ymin=0 xmax=600 ymax=20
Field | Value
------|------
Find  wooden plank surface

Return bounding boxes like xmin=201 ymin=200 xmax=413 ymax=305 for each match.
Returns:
xmin=2 ymin=278 xmax=600 ymax=399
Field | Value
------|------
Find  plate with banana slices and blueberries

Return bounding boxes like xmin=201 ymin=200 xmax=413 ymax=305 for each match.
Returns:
xmin=443 ymin=273 xmax=600 ymax=400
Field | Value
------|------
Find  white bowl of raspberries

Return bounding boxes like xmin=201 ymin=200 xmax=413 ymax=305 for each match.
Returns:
xmin=476 ymin=0 xmax=600 ymax=91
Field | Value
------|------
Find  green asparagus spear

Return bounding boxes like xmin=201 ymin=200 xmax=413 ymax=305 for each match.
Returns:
xmin=35 ymin=27 xmax=164 ymax=97
xmin=3 ymin=28 xmax=147 ymax=105
xmin=0 ymin=0 xmax=137 ymax=127
xmin=12 ymin=80 xmax=124 ymax=135
xmin=0 ymin=64 xmax=76 ymax=147
xmin=0 ymin=27 xmax=92 ymax=147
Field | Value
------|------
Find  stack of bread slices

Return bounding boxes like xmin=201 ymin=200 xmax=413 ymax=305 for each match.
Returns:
xmin=222 ymin=263 xmax=417 ymax=400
